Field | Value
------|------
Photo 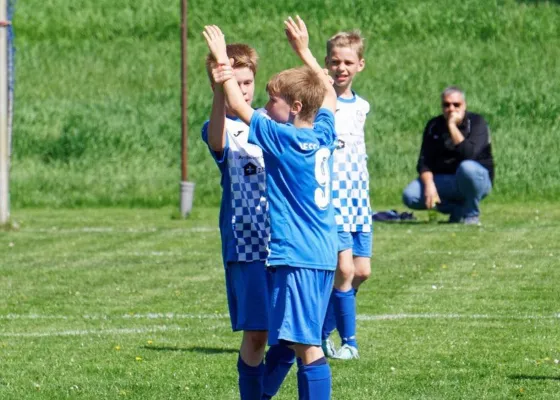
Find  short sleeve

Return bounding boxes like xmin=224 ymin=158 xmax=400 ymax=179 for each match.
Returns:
xmin=313 ymin=108 xmax=337 ymax=148
xmin=201 ymin=121 xmax=229 ymax=165
xmin=248 ymin=111 xmax=286 ymax=156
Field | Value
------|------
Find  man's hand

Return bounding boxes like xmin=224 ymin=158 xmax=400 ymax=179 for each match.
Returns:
xmin=284 ymin=15 xmax=309 ymax=56
xmin=424 ymin=183 xmax=441 ymax=210
xmin=202 ymin=25 xmax=229 ymax=65
xmin=447 ymin=111 xmax=462 ymax=127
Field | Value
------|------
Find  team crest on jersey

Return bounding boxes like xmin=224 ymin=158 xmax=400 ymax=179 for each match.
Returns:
xmin=337 ymin=139 xmax=346 ymax=150
xmin=243 ymin=162 xmax=257 ymax=176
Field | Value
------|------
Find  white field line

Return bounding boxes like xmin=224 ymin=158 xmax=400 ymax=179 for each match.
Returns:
xmin=0 ymin=325 xmax=187 ymax=338
xmin=422 ymin=249 xmax=558 ymax=255
xmin=2 ymin=313 xmax=559 ymax=338
xmin=22 ymin=227 xmax=218 ymax=234
xmin=2 ymin=312 xmax=559 ymax=322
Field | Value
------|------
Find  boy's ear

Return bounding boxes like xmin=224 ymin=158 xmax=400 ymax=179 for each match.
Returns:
xmin=324 ymin=56 xmax=329 ymax=68
xmin=357 ymin=58 xmax=365 ymax=72
xmin=290 ymin=100 xmax=303 ymax=116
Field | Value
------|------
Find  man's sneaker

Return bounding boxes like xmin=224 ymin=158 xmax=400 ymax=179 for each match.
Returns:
xmin=463 ymin=216 xmax=481 ymax=225
xmin=333 ymin=344 xmax=359 ymax=360
xmin=321 ymin=338 xmax=337 ymax=358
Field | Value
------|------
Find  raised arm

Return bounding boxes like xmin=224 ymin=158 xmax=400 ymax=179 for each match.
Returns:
xmin=284 ymin=16 xmax=337 ymax=112
xmin=202 ymin=25 xmax=254 ymax=125
xmin=206 ymin=76 xmax=227 ymax=154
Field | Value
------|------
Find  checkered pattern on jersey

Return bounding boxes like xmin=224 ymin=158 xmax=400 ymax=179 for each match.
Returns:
xmin=332 ymin=152 xmax=372 ymax=232
xmin=229 ymin=163 xmax=270 ymax=262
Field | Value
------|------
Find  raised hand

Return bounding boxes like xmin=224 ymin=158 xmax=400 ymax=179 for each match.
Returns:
xmin=284 ymin=15 xmax=309 ymax=55
xmin=202 ymin=25 xmax=229 ymax=65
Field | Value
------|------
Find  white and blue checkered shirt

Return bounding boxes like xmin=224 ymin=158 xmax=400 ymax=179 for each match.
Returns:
xmin=332 ymin=94 xmax=372 ymax=232
xmin=224 ymin=118 xmax=270 ymax=262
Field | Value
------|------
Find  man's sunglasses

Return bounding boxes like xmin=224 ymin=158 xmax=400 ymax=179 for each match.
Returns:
xmin=442 ymin=102 xmax=462 ymax=108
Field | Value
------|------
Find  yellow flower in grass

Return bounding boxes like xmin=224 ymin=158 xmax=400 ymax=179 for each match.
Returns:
xmin=135 ymin=356 xmax=142 ymax=362
xmin=147 ymin=340 xmax=153 ymax=345
xmin=114 ymin=345 xmax=121 ymax=351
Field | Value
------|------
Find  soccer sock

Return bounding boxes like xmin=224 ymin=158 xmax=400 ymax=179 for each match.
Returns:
xmin=334 ymin=287 xmax=358 ymax=348
xmin=296 ymin=357 xmax=331 ymax=400
xmin=237 ymin=355 xmax=264 ymax=400
xmin=262 ymin=344 xmax=296 ymax=398
xmin=321 ymin=291 xmax=336 ymax=340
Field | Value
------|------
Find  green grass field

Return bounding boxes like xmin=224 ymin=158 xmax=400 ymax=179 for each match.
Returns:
xmin=10 ymin=0 xmax=560 ymax=207
xmin=3 ymin=0 xmax=560 ymax=398
xmin=1 ymin=205 xmax=559 ymax=399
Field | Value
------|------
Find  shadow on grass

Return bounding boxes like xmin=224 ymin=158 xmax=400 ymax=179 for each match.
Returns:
xmin=375 ymin=220 xmax=430 ymax=225
xmin=142 ymin=345 xmax=238 ymax=354
xmin=509 ymin=374 xmax=560 ymax=381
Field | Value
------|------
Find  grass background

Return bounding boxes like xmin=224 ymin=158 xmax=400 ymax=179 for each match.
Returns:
xmin=9 ymin=0 xmax=560 ymax=207
xmin=1 ymin=205 xmax=559 ymax=399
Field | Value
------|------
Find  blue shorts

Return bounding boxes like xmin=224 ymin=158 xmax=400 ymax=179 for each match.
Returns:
xmin=337 ymin=230 xmax=373 ymax=257
xmin=225 ymin=261 xmax=272 ymax=332
xmin=268 ymin=266 xmax=334 ymax=346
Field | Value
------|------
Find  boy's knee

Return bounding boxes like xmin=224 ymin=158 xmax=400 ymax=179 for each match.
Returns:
xmin=335 ymin=257 xmax=354 ymax=286
xmin=353 ymin=257 xmax=371 ymax=282
xmin=244 ymin=331 xmax=268 ymax=351
xmin=354 ymin=268 xmax=371 ymax=283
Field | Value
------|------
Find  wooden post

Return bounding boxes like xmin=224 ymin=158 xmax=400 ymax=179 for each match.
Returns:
xmin=179 ymin=0 xmax=194 ymax=216
xmin=0 ymin=0 xmax=9 ymax=224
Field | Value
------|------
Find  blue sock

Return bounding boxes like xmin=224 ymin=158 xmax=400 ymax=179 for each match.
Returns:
xmin=262 ymin=344 xmax=295 ymax=398
xmin=321 ymin=291 xmax=336 ymax=340
xmin=334 ymin=288 xmax=357 ymax=348
xmin=296 ymin=358 xmax=331 ymax=400
xmin=237 ymin=355 xmax=264 ymax=400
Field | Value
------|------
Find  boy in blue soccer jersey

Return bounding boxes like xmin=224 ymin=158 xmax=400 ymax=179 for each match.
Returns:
xmin=203 ymin=16 xmax=338 ymax=399
xmin=320 ymin=31 xmax=373 ymax=360
xmin=202 ymin=44 xmax=294 ymax=400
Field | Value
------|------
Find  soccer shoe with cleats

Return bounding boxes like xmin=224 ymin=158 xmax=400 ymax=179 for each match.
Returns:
xmin=333 ymin=344 xmax=359 ymax=360
xmin=321 ymin=338 xmax=337 ymax=358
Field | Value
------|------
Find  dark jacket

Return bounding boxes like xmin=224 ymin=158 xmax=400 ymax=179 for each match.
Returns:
xmin=416 ymin=112 xmax=494 ymax=182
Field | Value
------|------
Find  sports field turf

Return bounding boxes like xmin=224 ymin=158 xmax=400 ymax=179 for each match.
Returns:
xmin=1 ymin=204 xmax=559 ymax=399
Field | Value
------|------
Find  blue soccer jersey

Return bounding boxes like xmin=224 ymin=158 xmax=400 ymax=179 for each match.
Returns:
xmin=248 ymin=109 xmax=338 ymax=271
xmin=201 ymin=116 xmax=269 ymax=264
xmin=332 ymin=93 xmax=372 ymax=232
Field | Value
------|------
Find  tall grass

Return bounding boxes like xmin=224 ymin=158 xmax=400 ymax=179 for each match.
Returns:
xmin=11 ymin=0 xmax=560 ymax=207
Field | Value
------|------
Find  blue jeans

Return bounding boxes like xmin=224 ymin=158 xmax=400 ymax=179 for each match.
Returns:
xmin=402 ymin=160 xmax=492 ymax=220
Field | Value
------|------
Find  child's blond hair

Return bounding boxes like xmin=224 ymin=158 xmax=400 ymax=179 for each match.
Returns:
xmin=326 ymin=30 xmax=365 ymax=59
xmin=205 ymin=43 xmax=258 ymax=82
xmin=266 ymin=66 xmax=326 ymax=123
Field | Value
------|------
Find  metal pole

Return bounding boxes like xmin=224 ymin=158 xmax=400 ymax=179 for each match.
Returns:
xmin=179 ymin=0 xmax=195 ymax=216
xmin=0 ymin=0 xmax=10 ymax=224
